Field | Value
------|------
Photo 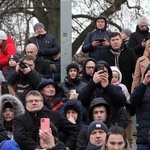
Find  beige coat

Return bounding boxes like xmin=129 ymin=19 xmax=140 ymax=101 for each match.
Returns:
xmin=131 ymin=55 xmax=150 ymax=92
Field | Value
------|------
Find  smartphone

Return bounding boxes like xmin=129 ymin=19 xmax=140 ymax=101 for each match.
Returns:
xmin=98 ymin=64 xmax=104 ymax=71
xmin=40 ymin=118 xmax=50 ymax=131
xmin=95 ymin=38 xmax=105 ymax=42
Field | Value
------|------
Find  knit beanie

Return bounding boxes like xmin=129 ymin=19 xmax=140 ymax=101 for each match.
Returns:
xmin=0 ymin=30 xmax=7 ymax=40
xmin=3 ymin=101 xmax=14 ymax=110
xmin=9 ymin=54 xmax=19 ymax=63
xmin=33 ymin=22 xmax=45 ymax=31
xmin=64 ymin=105 xmax=78 ymax=115
xmin=88 ymin=121 xmax=108 ymax=138
xmin=66 ymin=63 xmax=79 ymax=74
xmin=121 ymin=28 xmax=132 ymax=37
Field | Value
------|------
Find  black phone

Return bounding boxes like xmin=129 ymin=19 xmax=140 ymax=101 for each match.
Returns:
xmin=95 ymin=38 xmax=105 ymax=42
xmin=98 ymin=64 xmax=104 ymax=71
xmin=143 ymin=37 xmax=150 ymax=42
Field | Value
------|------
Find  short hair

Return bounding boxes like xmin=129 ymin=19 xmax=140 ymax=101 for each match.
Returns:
xmin=137 ymin=16 xmax=149 ymax=25
xmin=25 ymin=90 xmax=43 ymax=102
xmin=110 ymin=32 xmax=121 ymax=39
xmin=106 ymin=125 xmax=127 ymax=147
xmin=22 ymin=55 xmax=35 ymax=61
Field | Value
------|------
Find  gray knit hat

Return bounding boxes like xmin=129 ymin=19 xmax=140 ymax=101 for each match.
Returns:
xmin=87 ymin=121 xmax=108 ymax=138
xmin=121 ymin=28 xmax=132 ymax=37
xmin=0 ymin=30 xmax=7 ymax=40
xmin=33 ymin=22 xmax=45 ymax=31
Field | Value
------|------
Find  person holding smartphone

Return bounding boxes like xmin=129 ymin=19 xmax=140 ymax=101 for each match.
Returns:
xmin=13 ymin=90 xmax=79 ymax=150
xmin=82 ymin=15 xmax=111 ymax=61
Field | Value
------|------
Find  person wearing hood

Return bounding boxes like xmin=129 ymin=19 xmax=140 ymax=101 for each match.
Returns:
xmin=76 ymin=97 xmax=128 ymax=150
xmin=101 ymin=32 xmax=137 ymax=93
xmin=59 ymin=63 xmax=87 ymax=102
xmin=82 ymin=15 xmax=111 ymax=61
xmin=0 ymin=30 xmax=16 ymax=70
xmin=128 ymin=16 xmax=150 ymax=58
xmin=78 ymin=60 xmax=126 ymax=125
xmin=0 ymin=94 xmax=25 ymax=142
xmin=37 ymin=78 xmax=64 ymax=114
xmin=81 ymin=57 xmax=96 ymax=84
xmin=27 ymin=22 xmax=60 ymax=62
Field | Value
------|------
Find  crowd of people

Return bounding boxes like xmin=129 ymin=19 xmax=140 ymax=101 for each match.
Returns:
xmin=0 ymin=15 xmax=150 ymax=150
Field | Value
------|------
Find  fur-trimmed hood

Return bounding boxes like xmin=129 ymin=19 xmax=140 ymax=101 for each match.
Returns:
xmin=0 ymin=94 xmax=25 ymax=128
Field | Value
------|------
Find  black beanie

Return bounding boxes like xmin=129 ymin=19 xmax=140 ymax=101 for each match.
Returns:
xmin=66 ymin=63 xmax=79 ymax=74
xmin=65 ymin=105 xmax=78 ymax=115
xmin=3 ymin=101 xmax=14 ymax=110
xmin=87 ymin=121 xmax=108 ymax=138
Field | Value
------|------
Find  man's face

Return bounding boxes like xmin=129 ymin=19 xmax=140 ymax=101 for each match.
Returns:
xmin=90 ymin=129 xmax=107 ymax=147
xmin=68 ymin=68 xmax=78 ymax=79
xmin=2 ymin=108 xmax=14 ymax=121
xmin=96 ymin=19 xmax=106 ymax=30
xmin=110 ymin=35 xmax=122 ymax=50
xmin=138 ymin=21 xmax=148 ymax=31
xmin=40 ymin=84 xmax=56 ymax=98
xmin=66 ymin=110 xmax=78 ymax=121
xmin=85 ymin=61 xmax=95 ymax=76
xmin=26 ymin=95 xmax=43 ymax=112
xmin=35 ymin=27 xmax=46 ymax=35
xmin=92 ymin=106 xmax=107 ymax=122
xmin=23 ymin=60 xmax=35 ymax=70
xmin=25 ymin=47 xmax=38 ymax=59
xmin=106 ymin=134 xmax=125 ymax=150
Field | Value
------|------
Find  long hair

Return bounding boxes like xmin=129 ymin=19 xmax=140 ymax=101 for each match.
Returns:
xmin=144 ymin=39 xmax=150 ymax=57
xmin=1 ymin=40 xmax=6 ymax=55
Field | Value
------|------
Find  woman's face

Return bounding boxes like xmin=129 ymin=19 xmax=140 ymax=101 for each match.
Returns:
xmin=2 ymin=108 xmax=14 ymax=121
xmin=106 ymin=134 xmax=125 ymax=150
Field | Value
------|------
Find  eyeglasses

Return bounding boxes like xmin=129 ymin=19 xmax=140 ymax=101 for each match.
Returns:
xmin=26 ymin=99 xmax=43 ymax=103
xmin=86 ymin=66 xmax=95 ymax=69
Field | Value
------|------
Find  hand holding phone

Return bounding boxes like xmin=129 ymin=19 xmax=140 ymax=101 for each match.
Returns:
xmin=40 ymin=118 xmax=50 ymax=132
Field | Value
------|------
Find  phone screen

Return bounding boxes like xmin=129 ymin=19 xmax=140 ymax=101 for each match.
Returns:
xmin=40 ymin=118 xmax=50 ymax=131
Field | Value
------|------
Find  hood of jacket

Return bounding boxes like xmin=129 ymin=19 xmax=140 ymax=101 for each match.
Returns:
xmin=110 ymin=66 xmax=122 ymax=83
xmin=64 ymin=100 xmax=83 ymax=126
xmin=89 ymin=97 xmax=110 ymax=121
xmin=94 ymin=60 xmax=112 ymax=83
xmin=82 ymin=57 xmax=96 ymax=80
xmin=0 ymin=94 xmax=25 ymax=127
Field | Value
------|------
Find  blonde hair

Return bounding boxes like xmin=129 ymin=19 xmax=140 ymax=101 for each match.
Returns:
xmin=144 ymin=39 xmax=150 ymax=57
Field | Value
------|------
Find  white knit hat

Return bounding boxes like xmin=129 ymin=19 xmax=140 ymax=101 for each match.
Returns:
xmin=0 ymin=30 xmax=7 ymax=40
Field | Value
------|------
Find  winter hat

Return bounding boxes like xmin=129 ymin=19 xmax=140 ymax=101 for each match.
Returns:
xmin=66 ymin=63 xmax=79 ymax=74
xmin=0 ymin=30 xmax=7 ymax=40
xmin=88 ymin=121 xmax=108 ymax=138
xmin=3 ymin=101 xmax=14 ymax=110
xmin=64 ymin=105 xmax=78 ymax=115
xmin=110 ymin=66 xmax=122 ymax=83
xmin=0 ymin=71 xmax=6 ymax=84
xmin=9 ymin=54 xmax=19 ymax=63
xmin=121 ymin=28 xmax=132 ymax=37
xmin=33 ymin=22 xmax=45 ymax=31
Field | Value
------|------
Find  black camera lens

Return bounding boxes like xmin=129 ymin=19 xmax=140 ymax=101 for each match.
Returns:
xmin=19 ymin=61 xmax=27 ymax=69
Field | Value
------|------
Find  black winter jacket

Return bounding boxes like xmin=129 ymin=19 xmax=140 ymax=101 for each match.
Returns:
xmin=128 ymin=25 xmax=150 ymax=58
xmin=13 ymin=109 xmax=79 ymax=150
xmin=130 ymin=83 xmax=150 ymax=144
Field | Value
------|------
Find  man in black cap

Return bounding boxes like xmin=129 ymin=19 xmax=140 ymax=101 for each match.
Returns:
xmin=27 ymin=22 xmax=60 ymax=62
xmin=86 ymin=121 xmax=108 ymax=150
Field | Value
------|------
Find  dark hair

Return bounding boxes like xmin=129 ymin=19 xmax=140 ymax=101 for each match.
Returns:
xmin=106 ymin=125 xmax=127 ymax=148
xmin=110 ymin=32 xmax=121 ymax=39
xmin=22 ymin=55 xmax=34 ymax=61
xmin=1 ymin=40 xmax=6 ymax=55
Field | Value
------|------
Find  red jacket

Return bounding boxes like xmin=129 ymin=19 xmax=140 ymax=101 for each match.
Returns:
xmin=0 ymin=36 xmax=16 ymax=70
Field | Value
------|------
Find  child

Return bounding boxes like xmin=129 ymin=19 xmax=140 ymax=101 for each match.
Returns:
xmin=110 ymin=66 xmax=130 ymax=104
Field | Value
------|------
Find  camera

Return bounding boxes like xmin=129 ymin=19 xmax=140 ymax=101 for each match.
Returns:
xmin=19 ymin=61 xmax=28 ymax=69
